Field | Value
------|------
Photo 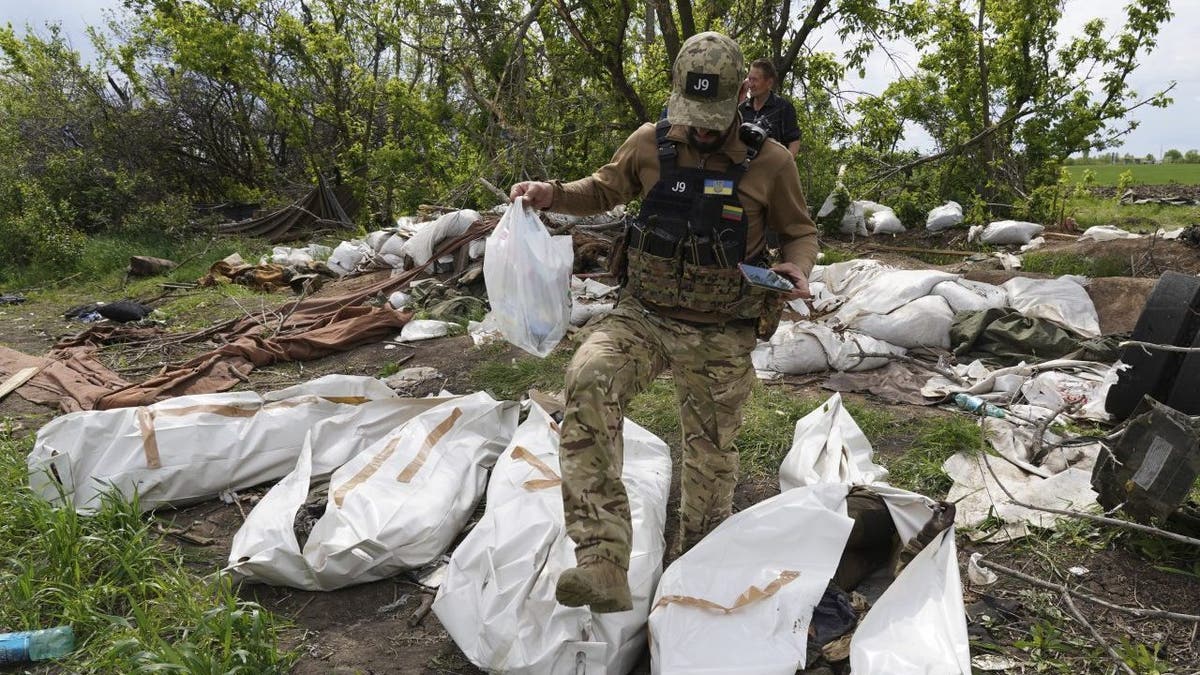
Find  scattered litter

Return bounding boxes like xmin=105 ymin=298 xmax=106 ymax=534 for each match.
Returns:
xmin=968 ymin=553 xmax=998 ymax=586
xmin=0 ymin=294 xmax=26 ymax=305
xmin=971 ymin=654 xmax=1022 ymax=671
xmin=1068 ymin=566 xmax=1089 ymax=577
xmin=383 ymin=366 xmax=441 ymax=391
xmin=396 ymin=319 xmax=457 ymax=342
xmin=467 ymin=315 xmax=504 ymax=347
xmin=387 ymin=290 xmax=411 ymax=309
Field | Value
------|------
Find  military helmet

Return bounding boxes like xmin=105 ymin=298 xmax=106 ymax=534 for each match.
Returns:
xmin=666 ymin=32 xmax=746 ymax=131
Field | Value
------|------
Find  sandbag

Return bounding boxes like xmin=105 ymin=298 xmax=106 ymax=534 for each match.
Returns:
xmin=225 ymin=392 xmax=518 ymax=590
xmin=1002 ymin=276 xmax=1101 ymax=338
xmin=398 ymin=209 xmax=481 ymax=266
xmin=752 ymin=322 xmax=905 ymax=375
xmin=849 ymin=295 xmax=956 ymax=349
xmin=327 ymin=240 xmax=373 ymax=276
xmin=483 ymin=198 xmax=574 ymax=357
xmin=1078 ymin=225 xmax=1141 ymax=242
xmin=27 ymin=375 xmax=397 ymax=513
xmin=868 ymin=209 xmax=904 ymax=234
xmin=434 ymin=404 xmax=671 ymax=674
xmin=925 ymin=201 xmax=963 ymax=232
xmin=932 ymin=279 xmax=1007 ymax=313
xmin=833 ymin=269 xmax=958 ymax=322
xmin=979 ymin=220 xmax=1044 ymax=245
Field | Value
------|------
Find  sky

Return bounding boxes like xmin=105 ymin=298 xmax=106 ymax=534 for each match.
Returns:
xmin=3 ymin=0 xmax=1197 ymax=156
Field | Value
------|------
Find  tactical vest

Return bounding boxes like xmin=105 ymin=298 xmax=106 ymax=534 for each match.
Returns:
xmin=622 ymin=120 xmax=774 ymax=320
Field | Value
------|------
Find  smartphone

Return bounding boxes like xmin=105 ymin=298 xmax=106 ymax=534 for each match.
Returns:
xmin=738 ymin=263 xmax=795 ymax=292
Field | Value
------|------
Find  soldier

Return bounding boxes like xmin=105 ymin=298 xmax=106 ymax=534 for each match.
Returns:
xmin=510 ymin=31 xmax=818 ymax=612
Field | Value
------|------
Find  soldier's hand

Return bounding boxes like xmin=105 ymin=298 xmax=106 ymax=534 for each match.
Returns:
xmin=771 ymin=262 xmax=812 ymax=302
xmin=509 ymin=181 xmax=554 ymax=209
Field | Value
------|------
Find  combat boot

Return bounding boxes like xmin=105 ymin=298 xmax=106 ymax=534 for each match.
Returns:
xmin=555 ymin=558 xmax=633 ymax=613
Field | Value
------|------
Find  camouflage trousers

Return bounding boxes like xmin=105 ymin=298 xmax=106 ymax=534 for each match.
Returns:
xmin=559 ymin=295 xmax=757 ymax=569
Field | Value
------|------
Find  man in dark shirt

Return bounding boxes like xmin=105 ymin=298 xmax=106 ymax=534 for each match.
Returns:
xmin=739 ymin=58 xmax=801 ymax=157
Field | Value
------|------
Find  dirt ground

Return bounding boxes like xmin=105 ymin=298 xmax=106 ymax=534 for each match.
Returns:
xmin=3 ymin=229 xmax=1200 ymax=673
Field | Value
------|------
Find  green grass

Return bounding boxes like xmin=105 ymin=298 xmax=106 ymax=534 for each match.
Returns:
xmin=1021 ymin=251 xmax=1131 ymax=277
xmin=0 ymin=425 xmax=296 ymax=672
xmin=1066 ymin=195 xmax=1200 ymax=230
xmin=468 ymin=345 xmax=573 ymax=401
xmin=1065 ymin=163 xmax=1200 ymax=186
xmin=882 ymin=415 xmax=982 ymax=498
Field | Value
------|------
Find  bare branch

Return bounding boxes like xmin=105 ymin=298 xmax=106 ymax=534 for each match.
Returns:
xmin=977 ymin=557 xmax=1200 ymax=623
xmin=1118 ymin=339 xmax=1200 ymax=355
xmin=979 ymin=451 xmax=1200 ymax=547
xmin=1060 ymin=591 xmax=1137 ymax=675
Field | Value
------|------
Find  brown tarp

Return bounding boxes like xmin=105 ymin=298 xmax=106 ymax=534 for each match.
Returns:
xmin=1 ymin=219 xmax=495 ymax=412
xmin=216 ymin=175 xmax=360 ymax=243
xmin=0 ymin=346 xmax=133 ymax=413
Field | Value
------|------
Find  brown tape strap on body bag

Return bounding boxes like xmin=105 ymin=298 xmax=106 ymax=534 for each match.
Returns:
xmin=136 ymin=403 xmax=262 ymax=470
xmin=510 ymin=445 xmax=562 ymax=490
xmin=650 ymin=570 xmax=802 ymax=615
xmin=332 ymin=407 xmax=463 ymax=506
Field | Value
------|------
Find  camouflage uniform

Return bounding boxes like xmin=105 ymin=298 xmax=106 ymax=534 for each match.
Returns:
xmin=546 ymin=32 xmax=818 ymax=575
xmin=560 ymin=295 xmax=757 ymax=568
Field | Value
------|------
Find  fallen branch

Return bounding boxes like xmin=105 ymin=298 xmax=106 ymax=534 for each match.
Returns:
xmin=1060 ymin=591 xmax=1136 ymax=675
xmin=1119 ymin=339 xmax=1200 ymax=354
xmin=1029 ymin=400 xmax=1081 ymax=465
xmin=848 ymin=348 xmax=967 ymax=385
xmin=977 ymin=558 xmax=1200 ymax=623
xmin=862 ymin=243 xmax=977 ymax=257
xmin=979 ymin=451 xmax=1200 ymax=547
xmin=478 ymin=177 xmax=512 ymax=205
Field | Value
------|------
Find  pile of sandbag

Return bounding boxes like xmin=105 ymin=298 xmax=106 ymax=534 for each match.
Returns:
xmin=327 ymin=209 xmax=483 ymax=276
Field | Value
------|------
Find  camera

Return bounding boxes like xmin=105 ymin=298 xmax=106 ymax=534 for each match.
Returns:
xmin=734 ymin=120 xmax=763 ymax=158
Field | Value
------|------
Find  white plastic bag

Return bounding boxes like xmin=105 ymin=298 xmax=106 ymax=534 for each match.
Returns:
xmin=434 ymin=404 xmax=671 ymax=674
xmin=780 ymin=392 xmax=888 ymax=490
xmin=483 ymin=197 xmax=574 ymax=357
xmin=926 ymin=201 xmax=964 ymax=231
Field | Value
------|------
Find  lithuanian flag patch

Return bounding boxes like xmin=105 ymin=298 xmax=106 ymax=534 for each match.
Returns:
xmin=703 ymin=178 xmax=735 ymax=195
xmin=722 ymin=204 xmax=743 ymax=221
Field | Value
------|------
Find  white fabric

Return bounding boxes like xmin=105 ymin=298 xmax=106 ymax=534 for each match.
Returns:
xmin=932 ymin=279 xmax=1008 ymax=313
xmin=833 ymin=269 xmax=958 ymax=322
xmin=434 ymin=405 xmax=671 ymax=675
xmin=926 ymin=201 xmax=964 ymax=231
xmin=979 ymin=220 xmax=1044 ymax=245
xmin=1002 ymin=276 xmax=1101 ymax=338
xmin=483 ymin=198 xmax=574 ymax=357
xmin=779 ymin=393 xmax=888 ymax=490
xmin=225 ymin=392 xmax=518 ymax=590
xmin=751 ymin=321 xmax=906 ymax=376
xmin=27 ymin=375 xmax=397 ymax=514
xmin=810 ymin=259 xmax=888 ymax=297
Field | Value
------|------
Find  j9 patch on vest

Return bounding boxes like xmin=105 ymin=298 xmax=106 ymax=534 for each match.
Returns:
xmin=685 ymin=72 xmax=720 ymax=99
xmin=703 ymin=178 xmax=734 ymax=195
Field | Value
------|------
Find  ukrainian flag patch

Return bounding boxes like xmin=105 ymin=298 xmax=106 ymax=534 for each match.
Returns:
xmin=704 ymin=179 xmax=735 ymax=195
xmin=722 ymin=204 xmax=743 ymax=221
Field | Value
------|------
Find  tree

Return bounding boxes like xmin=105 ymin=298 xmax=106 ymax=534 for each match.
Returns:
xmin=861 ymin=0 xmax=1173 ymax=220
xmin=1186 ymin=149 xmax=1200 ymax=164
xmin=1163 ymin=148 xmax=1182 ymax=163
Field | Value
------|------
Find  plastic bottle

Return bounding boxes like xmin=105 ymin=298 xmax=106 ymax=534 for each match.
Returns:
xmin=952 ymin=393 xmax=1007 ymax=418
xmin=0 ymin=626 xmax=75 ymax=664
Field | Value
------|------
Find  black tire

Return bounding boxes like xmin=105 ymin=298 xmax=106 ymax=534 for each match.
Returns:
xmin=1166 ymin=327 xmax=1200 ymax=415
xmin=1106 ymin=271 xmax=1200 ymax=420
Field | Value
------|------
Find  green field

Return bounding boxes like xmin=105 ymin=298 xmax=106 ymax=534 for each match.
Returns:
xmin=1065 ymin=162 xmax=1200 ymax=186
